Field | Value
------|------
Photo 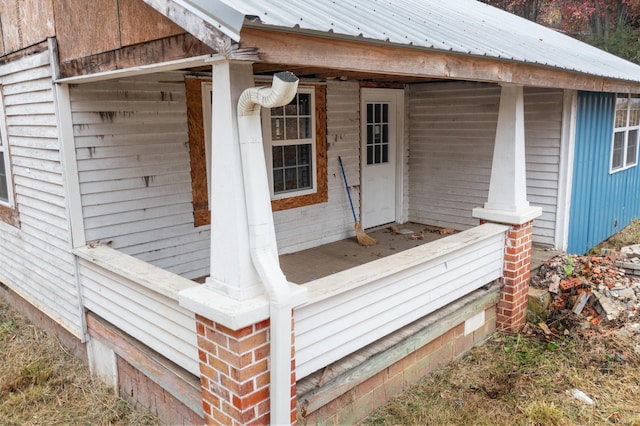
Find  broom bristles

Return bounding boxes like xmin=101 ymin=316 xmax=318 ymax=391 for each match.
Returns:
xmin=355 ymin=222 xmax=377 ymax=247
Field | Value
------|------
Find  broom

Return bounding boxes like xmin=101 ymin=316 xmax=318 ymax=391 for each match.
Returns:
xmin=338 ymin=156 xmax=377 ymax=247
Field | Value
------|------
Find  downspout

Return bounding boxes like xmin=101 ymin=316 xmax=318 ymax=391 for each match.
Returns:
xmin=237 ymin=71 xmax=299 ymax=425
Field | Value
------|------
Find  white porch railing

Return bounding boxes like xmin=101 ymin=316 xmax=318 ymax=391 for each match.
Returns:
xmin=294 ymin=223 xmax=509 ymax=379
xmin=74 ymin=245 xmax=200 ymax=376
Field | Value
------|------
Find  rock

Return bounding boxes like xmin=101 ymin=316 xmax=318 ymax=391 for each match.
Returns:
xmin=610 ymin=286 xmax=636 ymax=300
xmin=621 ymin=244 xmax=640 ymax=259
xmin=592 ymin=290 xmax=620 ymax=321
xmin=527 ymin=288 xmax=552 ymax=321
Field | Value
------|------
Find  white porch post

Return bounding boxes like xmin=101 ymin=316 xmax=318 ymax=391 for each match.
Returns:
xmin=473 ymin=84 xmax=541 ymax=332
xmin=205 ymin=59 xmax=263 ymax=300
xmin=472 ymin=84 xmax=542 ymax=224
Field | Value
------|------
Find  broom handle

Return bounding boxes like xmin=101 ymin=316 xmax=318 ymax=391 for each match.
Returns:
xmin=338 ymin=156 xmax=358 ymax=223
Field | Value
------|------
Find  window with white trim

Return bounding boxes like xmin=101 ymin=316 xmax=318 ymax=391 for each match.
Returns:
xmin=0 ymin=90 xmax=12 ymax=207
xmin=611 ymin=93 xmax=640 ymax=173
xmin=262 ymin=87 xmax=317 ymax=199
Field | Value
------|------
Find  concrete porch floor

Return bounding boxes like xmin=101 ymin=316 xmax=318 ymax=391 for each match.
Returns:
xmin=279 ymin=222 xmax=562 ymax=284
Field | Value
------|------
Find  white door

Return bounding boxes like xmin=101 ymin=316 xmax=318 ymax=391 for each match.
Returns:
xmin=360 ymin=89 xmax=402 ymax=229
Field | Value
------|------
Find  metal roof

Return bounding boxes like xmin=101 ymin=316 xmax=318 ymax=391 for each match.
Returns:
xmin=206 ymin=0 xmax=640 ymax=84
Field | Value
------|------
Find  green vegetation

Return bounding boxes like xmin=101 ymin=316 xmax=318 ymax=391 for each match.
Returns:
xmin=364 ymin=332 xmax=640 ymax=425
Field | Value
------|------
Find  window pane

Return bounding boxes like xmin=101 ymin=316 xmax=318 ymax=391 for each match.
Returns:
xmin=284 ymin=168 xmax=297 ymax=191
xmin=382 ymin=144 xmax=388 ymax=163
xmin=283 ymin=145 xmax=297 ymax=167
xmin=273 ymin=168 xmax=284 ymax=193
xmin=298 ymin=144 xmax=310 ymax=165
xmin=615 ymin=109 xmax=627 ymax=128
xmin=630 ymin=97 xmax=640 ymax=126
xmin=367 ymin=145 xmax=373 ymax=165
xmin=271 ymin=118 xmax=284 ymax=140
xmin=285 ymin=100 xmax=297 ymax=116
xmin=627 ymin=129 xmax=638 ymax=166
xmin=299 ymin=166 xmax=311 ymax=188
xmin=375 ymin=104 xmax=381 ymax=122
xmin=382 ymin=104 xmax=388 ymax=122
xmin=298 ymin=93 xmax=311 ymax=115
xmin=0 ymin=152 xmax=7 ymax=202
xmin=299 ymin=117 xmax=311 ymax=139
xmin=375 ymin=145 xmax=381 ymax=163
xmin=367 ymin=125 xmax=373 ymax=145
xmin=374 ymin=124 xmax=381 ymax=143
xmin=616 ymin=95 xmax=629 ymax=128
xmin=272 ymin=146 xmax=284 ymax=168
xmin=612 ymin=131 xmax=625 ymax=169
xmin=285 ymin=117 xmax=298 ymax=140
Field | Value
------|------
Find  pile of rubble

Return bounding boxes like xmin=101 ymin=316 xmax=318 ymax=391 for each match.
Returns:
xmin=529 ymin=245 xmax=640 ymax=338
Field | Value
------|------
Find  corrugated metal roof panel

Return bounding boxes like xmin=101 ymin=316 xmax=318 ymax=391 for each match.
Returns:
xmin=215 ymin=0 xmax=640 ymax=83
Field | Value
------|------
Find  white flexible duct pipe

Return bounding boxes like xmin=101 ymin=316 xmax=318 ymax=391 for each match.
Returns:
xmin=237 ymin=71 xmax=299 ymax=425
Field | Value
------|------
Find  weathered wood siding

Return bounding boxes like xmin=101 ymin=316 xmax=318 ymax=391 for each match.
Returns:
xmin=294 ymin=223 xmax=508 ymax=379
xmin=53 ymin=0 xmax=183 ymax=62
xmin=70 ymin=73 xmax=210 ymax=279
xmin=0 ymin=51 xmax=82 ymax=335
xmin=274 ymin=80 xmax=360 ymax=254
xmin=408 ymin=82 xmax=561 ymax=246
xmin=0 ymin=0 xmax=55 ymax=56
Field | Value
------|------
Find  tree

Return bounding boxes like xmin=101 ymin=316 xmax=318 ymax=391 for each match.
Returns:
xmin=481 ymin=0 xmax=640 ymax=63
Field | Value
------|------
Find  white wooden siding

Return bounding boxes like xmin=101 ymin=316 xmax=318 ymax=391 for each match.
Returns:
xmin=408 ymin=82 xmax=561 ymax=246
xmin=294 ymin=223 xmax=508 ymax=379
xmin=0 ymin=51 xmax=82 ymax=336
xmin=274 ymin=80 xmax=361 ymax=254
xmin=523 ymin=88 xmax=563 ymax=246
xmin=74 ymin=245 xmax=199 ymax=376
xmin=70 ymin=74 xmax=210 ymax=279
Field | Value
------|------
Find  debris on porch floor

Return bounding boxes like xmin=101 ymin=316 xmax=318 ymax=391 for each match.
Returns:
xmin=279 ymin=223 xmax=456 ymax=284
xmin=528 ymin=246 xmax=640 ymax=341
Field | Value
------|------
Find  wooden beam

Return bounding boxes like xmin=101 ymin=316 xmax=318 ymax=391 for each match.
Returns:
xmin=240 ymin=28 xmax=640 ymax=93
xmin=58 ymin=33 xmax=215 ymax=79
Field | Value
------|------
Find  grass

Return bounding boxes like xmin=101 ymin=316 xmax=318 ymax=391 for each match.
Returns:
xmin=0 ymin=295 xmax=158 ymax=426
xmin=596 ymin=219 xmax=640 ymax=252
xmin=364 ymin=332 xmax=640 ymax=425
xmin=363 ymin=220 xmax=640 ymax=426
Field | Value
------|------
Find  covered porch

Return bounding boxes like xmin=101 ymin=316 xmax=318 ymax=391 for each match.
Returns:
xmin=62 ymin=57 xmax=544 ymax=425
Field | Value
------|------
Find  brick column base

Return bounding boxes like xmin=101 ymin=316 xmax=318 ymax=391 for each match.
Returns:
xmin=195 ymin=314 xmax=297 ymax=425
xmin=497 ymin=220 xmax=534 ymax=332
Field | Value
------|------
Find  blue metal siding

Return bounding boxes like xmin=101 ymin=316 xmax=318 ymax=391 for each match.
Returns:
xmin=568 ymin=91 xmax=640 ymax=253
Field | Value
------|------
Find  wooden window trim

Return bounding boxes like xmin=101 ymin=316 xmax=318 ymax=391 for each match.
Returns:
xmin=271 ymin=84 xmax=327 ymax=212
xmin=186 ymin=79 xmax=328 ymax=227
xmin=185 ymin=76 xmax=210 ymax=227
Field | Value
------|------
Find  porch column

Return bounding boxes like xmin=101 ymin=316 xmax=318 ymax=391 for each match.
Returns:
xmin=179 ymin=59 xmax=306 ymax=426
xmin=206 ymin=60 xmax=263 ymax=300
xmin=473 ymin=84 xmax=542 ymax=332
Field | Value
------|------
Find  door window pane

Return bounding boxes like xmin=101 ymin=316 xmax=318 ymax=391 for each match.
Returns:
xmin=366 ymin=102 xmax=391 ymax=165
